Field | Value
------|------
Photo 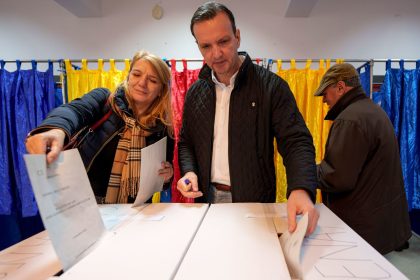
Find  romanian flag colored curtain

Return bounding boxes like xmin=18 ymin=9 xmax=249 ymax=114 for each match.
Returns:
xmin=64 ymin=59 xmax=130 ymax=102
xmin=170 ymin=60 xmax=200 ymax=203
xmin=0 ymin=60 xmax=55 ymax=249
xmin=376 ymin=60 xmax=420 ymax=211
xmin=275 ymin=59 xmax=336 ymax=203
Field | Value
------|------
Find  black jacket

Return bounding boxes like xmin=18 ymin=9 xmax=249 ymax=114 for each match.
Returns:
xmin=178 ymin=52 xmax=317 ymax=203
xmin=32 ymin=87 xmax=174 ymax=199
xmin=318 ymin=86 xmax=411 ymax=254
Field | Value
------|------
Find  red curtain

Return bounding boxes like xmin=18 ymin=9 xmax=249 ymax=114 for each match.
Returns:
xmin=170 ymin=60 xmax=200 ymax=202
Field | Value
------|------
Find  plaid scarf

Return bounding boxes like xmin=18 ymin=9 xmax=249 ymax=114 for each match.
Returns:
xmin=105 ymin=113 xmax=151 ymax=203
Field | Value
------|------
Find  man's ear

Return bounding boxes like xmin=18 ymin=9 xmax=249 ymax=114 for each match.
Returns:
xmin=235 ymin=29 xmax=241 ymax=47
xmin=337 ymin=80 xmax=346 ymax=91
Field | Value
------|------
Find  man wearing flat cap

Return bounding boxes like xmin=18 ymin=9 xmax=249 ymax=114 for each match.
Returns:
xmin=315 ymin=63 xmax=411 ymax=254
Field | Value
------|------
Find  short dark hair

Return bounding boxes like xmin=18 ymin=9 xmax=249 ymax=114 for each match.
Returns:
xmin=190 ymin=1 xmax=236 ymax=38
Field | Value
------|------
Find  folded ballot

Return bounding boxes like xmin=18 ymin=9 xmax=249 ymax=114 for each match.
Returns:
xmin=278 ymin=213 xmax=309 ymax=280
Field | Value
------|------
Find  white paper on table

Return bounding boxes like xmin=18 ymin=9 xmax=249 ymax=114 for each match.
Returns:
xmin=133 ymin=137 xmax=167 ymax=206
xmin=99 ymin=204 xmax=146 ymax=231
xmin=279 ymin=212 xmax=308 ymax=280
xmin=24 ymin=149 xmax=105 ymax=271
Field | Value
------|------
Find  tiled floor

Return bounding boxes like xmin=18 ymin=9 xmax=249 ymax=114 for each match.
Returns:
xmin=384 ymin=233 xmax=420 ymax=280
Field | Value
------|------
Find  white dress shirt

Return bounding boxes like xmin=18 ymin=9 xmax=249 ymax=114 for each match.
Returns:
xmin=210 ymin=70 xmax=239 ymax=186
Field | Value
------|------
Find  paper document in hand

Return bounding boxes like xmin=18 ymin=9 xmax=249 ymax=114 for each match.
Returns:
xmin=133 ymin=137 xmax=167 ymax=206
xmin=24 ymin=149 xmax=105 ymax=271
xmin=279 ymin=213 xmax=308 ymax=280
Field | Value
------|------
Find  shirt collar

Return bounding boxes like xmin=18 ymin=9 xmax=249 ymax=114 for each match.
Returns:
xmin=211 ymin=71 xmax=238 ymax=88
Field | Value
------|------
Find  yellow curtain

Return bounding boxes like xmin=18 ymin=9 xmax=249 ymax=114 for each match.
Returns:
xmin=274 ymin=59 xmax=343 ymax=203
xmin=64 ymin=59 xmax=130 ymax=102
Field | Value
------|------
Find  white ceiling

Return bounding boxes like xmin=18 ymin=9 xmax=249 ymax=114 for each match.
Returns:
xmin=54 ymin=0 xmax=319 ymax=18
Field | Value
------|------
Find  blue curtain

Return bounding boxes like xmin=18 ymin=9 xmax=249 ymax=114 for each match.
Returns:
xmin=160 ymin=188 xmax=172 ymax=202
xmin=55 ymin=84 xmax=64 ymax=107
xmin=376 ymin=60 xmax=420 ymax=211
xmin=357 ymin=62 xmax=371 ymax=97
xmin=0 ymin=60 xmax=56 ymax=249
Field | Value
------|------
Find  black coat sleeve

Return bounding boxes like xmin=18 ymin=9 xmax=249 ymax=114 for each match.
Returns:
xmin=30 ymin=88 xmax=111 ymax=142
xmin=271 ymin=79 xmax=317 ymax=202
xmin=177 ymin=85 xmax=199 ymax=176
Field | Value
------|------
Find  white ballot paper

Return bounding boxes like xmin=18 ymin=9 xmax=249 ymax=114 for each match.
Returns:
xmin=24 ymin=149 xmax=105 ymax=271
xmin=279 ymin=213 xmax=308 ymax=280
xmin=133 ymin=137 xmax=167 ymax=206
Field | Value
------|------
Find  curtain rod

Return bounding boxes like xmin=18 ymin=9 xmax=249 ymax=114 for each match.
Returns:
xmin=372 ymin=59 xmax=419 ymax=62
xmin=169 ymin=58 xmax=419 ymax=63
xmin=1 ymin=58 xmax=418 ymax=64
xmin=1 ymin=59 xmax=62 ymax=63
xmin=1 ymin=58 xmax=364 ymax=64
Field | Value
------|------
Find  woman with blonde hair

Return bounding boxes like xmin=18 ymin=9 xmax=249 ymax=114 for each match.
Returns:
xmin=26 ymin=50 xmax=174 ymax=204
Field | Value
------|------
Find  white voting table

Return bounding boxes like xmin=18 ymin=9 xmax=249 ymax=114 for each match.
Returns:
xmin=297 ymin=203 xmax=407 ymax=279
xmin=59 ymin=203 xmax=208 ymax=279
xmin=0 ymin=230 xmax=60 ymax=280
xmin=0 ymin=203 xmax=408 ymax=280
xmin=175 ymin=203 xmax=291 ymax=280
xmin=175 ymin=203 xmax=408 ymax=280
xmin=0 ymin=204 xmax=148 ymax=280
xmin=0 ymin=204 xmax=158 ymax=280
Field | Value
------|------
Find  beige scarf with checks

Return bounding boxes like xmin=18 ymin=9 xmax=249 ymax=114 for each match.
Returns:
xmin=105 ymin=114 xmax=151 ymax=203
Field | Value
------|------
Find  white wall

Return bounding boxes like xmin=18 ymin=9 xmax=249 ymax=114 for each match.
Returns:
xmin=0 ymin=0 xmax=419 ymax=73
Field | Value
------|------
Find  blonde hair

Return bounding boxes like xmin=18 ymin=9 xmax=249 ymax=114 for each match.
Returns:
xmin=110 ymin=50 xmax=173 ymax=135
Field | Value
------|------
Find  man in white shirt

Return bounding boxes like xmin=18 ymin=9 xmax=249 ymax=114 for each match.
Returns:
xmin=177 ymin=1 xmax=319 ymax=236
